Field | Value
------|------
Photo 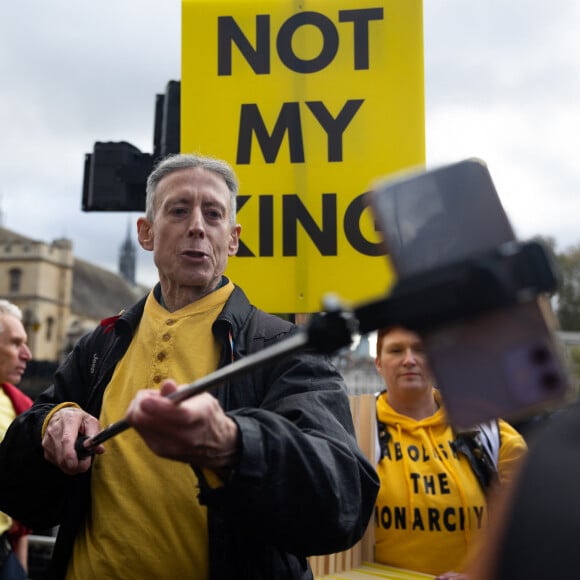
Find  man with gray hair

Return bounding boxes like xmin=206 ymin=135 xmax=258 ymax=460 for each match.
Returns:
xmin=0 ymin=154 xmax=379 ymax=579
xmin=0 ymin=300 xmax=32 ymax=578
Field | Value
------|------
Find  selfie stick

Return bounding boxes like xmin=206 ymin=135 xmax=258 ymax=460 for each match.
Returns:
xmin=76 ymin=240 xmax=558 ymax=459
xmin=75 ymin=295 xmax=356 ymax=459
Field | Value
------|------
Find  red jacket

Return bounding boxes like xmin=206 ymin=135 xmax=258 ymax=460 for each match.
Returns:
xmin=1 ymin=383 xmax=32 ymax=415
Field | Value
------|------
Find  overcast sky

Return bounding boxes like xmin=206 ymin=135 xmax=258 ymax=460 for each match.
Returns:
xmin=0 ymin=1 xmax=578 ymax=288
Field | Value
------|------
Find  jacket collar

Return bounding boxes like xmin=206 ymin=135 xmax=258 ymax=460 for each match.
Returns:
xmin=110 ymin=282 xmax=255 ymax=351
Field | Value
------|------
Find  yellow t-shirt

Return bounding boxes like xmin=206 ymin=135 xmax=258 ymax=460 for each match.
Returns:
xmin=0 ymin=388 xmax=16 ymax=535
xmin=67 ymin=282 xmax=234 ymax=580
xmin=374 ymin=391 xmax=526 ymax=576
xmin=374 ymin=392 xmax=487 ymax=576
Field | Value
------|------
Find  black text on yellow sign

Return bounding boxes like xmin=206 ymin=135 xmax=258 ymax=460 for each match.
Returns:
xmin=182 ymin=0 xmax=425 ymax=313
xmin=235 ymin=193 xmax=382 ymax=258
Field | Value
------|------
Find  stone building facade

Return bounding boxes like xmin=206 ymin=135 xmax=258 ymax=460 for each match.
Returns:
xmin=0 ymin=226 xmax=146 ymax=396
xmin=0 ymin=227 xmax=74 ymax=361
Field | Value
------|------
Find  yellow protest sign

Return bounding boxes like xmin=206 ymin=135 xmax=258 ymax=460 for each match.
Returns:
xmin=182 ymin=0 xmax=424 ymax=313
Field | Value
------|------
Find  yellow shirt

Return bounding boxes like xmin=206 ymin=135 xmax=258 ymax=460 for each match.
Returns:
xmin=374 ymin=392 xmax=487 ymax=576
xmin=374 ymin=391 xmax=526 ymax=576
xmin=0 ymin=388 xmax=16 ymax=534
xmin=67 ymin=282 xmax=234 ymax=579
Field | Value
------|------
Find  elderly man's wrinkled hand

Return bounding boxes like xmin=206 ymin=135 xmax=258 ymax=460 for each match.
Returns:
xmin=42 ymin=407 xmax=103 ymax=475
xmin=125 ymin=379 xmax=240 ymax=469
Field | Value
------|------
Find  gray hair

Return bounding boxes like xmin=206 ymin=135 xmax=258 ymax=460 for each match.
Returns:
xmin=145 ymin=153 xmax=239 ymax=225
xmin=0 ymin=300 xmax=23 ymax=334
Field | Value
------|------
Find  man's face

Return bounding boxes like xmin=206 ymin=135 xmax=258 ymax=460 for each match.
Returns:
xmin=137 ymin=167 xmax=241 ymax=297
xmin=0 ymin=315 xmax=32 ymax=385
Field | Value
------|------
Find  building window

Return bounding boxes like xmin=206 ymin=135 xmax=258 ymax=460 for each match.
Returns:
xmin=46 ymin=316 xmax=54 ymax=341
xmin=9 ymin=268 xmax=22 ymax=293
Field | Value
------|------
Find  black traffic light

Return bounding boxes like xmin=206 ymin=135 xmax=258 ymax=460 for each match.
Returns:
xmin=82 ymin=80 xmax=180 ymax=212
xmin=82 ymin=142 xmax=153 ymax=211
xmin=154 ymin=80 xmax=180 ymax=161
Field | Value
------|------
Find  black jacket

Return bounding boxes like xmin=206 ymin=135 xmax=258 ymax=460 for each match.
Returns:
xmin=0 ymin=285 xmax=379 ymax=579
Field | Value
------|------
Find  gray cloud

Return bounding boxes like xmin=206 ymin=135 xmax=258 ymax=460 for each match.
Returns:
xmin=424 ymin=0 xmax=580 ymax=250
xmin=0 ymin=0 xmax=179 ymax=287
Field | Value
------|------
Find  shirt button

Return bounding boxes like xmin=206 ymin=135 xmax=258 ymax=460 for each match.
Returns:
xmin=157 ymin=352 xmax=166 ymax=361
xmin=162 ymin=333 xmax=171 ymax=341
xmin=153 ymin=375 xmax=162 ymax=384
xmin=166 ymin=319 xmax=175 ymax=326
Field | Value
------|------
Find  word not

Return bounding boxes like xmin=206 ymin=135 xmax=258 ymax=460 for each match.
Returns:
xmin=218 ymin=8 xmax=384 ymax=75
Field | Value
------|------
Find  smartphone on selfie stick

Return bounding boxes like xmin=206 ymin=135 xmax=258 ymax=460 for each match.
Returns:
xmin=366 ymin=158 xmax=569 ymax=430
